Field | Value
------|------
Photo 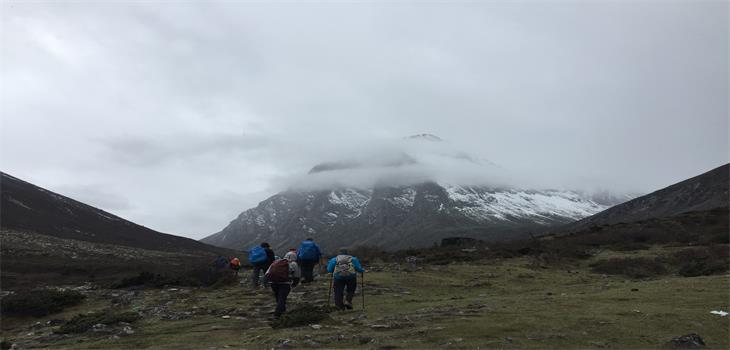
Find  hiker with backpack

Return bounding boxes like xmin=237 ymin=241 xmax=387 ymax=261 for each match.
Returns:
xmin=265 ymin=251 xmax=301 ymax=318
xmin=327 ymin=248 xmax=365 ymax=310
xmin=229 ymin=257 xmax=241 ymax=276
xmin=248 ymin=242 xmax=275 ymax=287
xmin=296 ymin=238 xmax=322 ymax=284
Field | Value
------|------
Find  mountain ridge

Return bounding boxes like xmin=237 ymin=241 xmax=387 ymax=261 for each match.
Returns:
xmin=0 ymin=171 xmax=228 ymax=255
xmin=561 ymin=163 xmax=729 ymax=233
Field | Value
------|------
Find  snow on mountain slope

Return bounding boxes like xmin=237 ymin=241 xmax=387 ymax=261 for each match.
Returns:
xmin=202 ymin=183 xmax=614 ymax=252
xmin=443 ymin=185 xmax=609 ymax=223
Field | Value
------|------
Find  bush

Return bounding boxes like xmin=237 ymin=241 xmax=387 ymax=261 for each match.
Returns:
xmin=672 ymin=247 xmax=729 ymax=277
xmin=56 ymin=310 xmax=140 ymax=334
xmin=271 ymin=305 xmax=335 ymax=329
xmin=1 ymin=289 xmax=86 ymax=317
xmin=610 ymin=242 xmax=651 ymax=251
xmin=111 ymin=268 xmax=237 ymax=289
xmin=590 ymin=257 xmax=668 ymax=278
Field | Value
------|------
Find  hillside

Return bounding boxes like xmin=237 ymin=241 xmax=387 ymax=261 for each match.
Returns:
xmin=1 ymin=172 xmax=224 ymax=254
xmin=0 ymin=172 xmax=236 ymax=289
xmin=562 ymin=163 xmax=729 ymax=233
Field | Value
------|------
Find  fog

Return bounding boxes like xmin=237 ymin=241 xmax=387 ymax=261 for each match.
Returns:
xmin=1 ymin=2 xmax=727 ymax=239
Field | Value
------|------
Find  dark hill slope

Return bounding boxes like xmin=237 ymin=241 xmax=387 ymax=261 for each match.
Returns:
xmin=1 ymin=172 xmax=226 ymax=255
xmin=563 ymin=164 xmax=729 ymax=232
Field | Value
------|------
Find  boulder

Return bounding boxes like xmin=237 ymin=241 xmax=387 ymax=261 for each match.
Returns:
xmin=665 ymin=333 xmax=706 ymax=348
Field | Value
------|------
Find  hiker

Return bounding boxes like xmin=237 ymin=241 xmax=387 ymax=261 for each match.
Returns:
xmin=229 ymin=257 xmax=241 ymax=276
xmin=296 ymin=238 xmax=322 ymax=284
xmin=327 ymin=248 xmax=365 ymax=310
xmin=213 ymin=255 xmax=228 ymax=269
xmin=249 ymin=242 xmax=275 ymax=287
xmin=265 ymin=251 xmax=301 ymax=318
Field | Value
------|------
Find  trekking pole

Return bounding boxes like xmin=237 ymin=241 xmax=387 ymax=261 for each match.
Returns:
xmin=327 ymin=273 xmax=333 ymax=307
xmin=361 ymin=272 xmax=365 ymax=311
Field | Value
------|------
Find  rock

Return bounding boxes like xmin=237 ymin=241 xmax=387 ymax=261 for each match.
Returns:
xmin=92 ymin=323 xmax=109 ymax=333
xmin=278 ymin=339 xmax=296 ymax=348
xmin=46 ymin=319 xmax=65 ymax=326
xmin=310 ymin=324 xmax=322 ymax=330
xmin=370 ymin=324 xmax=391 ymax=330
xmin=120 ymin=326 xmax=135 ymax=336
xmin=505 ymin=336 xmax=513 ymax=342
xmin=358 ymin=336 xmax=375 ymax=344
xmin=665 ymin=333 xmax=706 ymax=348
xmin=588 ymin=341 xmax=608 ymax=348
xmin=303 ymin=339 xmax=322 ymax=347
xmin=222 ymin=315 xmax=231 ymax=319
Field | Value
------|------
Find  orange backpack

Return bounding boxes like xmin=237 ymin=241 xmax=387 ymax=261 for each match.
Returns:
xmin=230 ymin=258 xmax=241 ymax=270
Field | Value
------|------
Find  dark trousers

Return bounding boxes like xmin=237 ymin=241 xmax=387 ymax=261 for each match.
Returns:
xmin=252 ymin=262 xmax=270 ymax=286
xmin=333 ymin=278 xmax=357 ymax=308
xmin=270 ymin=283 xmax=291 ymax=316
xmin=300 ymin=260 xmax=317 ymax=283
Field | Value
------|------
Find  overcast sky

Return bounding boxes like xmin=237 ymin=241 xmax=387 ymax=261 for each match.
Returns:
xmin=1 ymin=1 xmax=727 ymax=239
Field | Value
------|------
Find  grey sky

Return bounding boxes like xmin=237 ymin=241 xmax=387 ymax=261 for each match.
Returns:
xmin=1 ymin=1 xmax=727 ymax=239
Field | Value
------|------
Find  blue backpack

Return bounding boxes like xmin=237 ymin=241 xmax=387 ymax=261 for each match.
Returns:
xmin=248 ymin=246 xmax=267 ymax=264
xmin=297 ymin=241 xmax=319 ymax=261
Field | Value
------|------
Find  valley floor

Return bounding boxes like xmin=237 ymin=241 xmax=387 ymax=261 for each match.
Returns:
xmin=2 ymin=252 xmax=729 ymax=349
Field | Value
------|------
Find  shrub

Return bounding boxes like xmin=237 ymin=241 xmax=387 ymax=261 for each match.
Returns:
xmin=1 ymin=289 xmax=85 ymax=317
xmin=111 ymin=267 xmax=237 ymax=289
xmin=56 ymin=310 xmax=140 ymax=334
xmin=590 ymin=257 xmax=668 ymax=278
xmin=672 ymin=247 xmax=729 ymax=277
xmin=271 ymin=305 xmax=335 ymax=329
xmin=610 ymin=242 xmax=651 ymax=251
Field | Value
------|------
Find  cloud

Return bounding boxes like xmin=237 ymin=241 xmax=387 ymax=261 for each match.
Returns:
xmin=1 ymin=2 xmax=726 ymax=239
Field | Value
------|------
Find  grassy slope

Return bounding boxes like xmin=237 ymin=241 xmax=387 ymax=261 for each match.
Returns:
xmin=2 ymin=246 xmax=728 ymax=349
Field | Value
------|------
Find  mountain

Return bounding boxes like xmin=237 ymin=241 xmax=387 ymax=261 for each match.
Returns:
xmin=562 ymin=163 xmax=729 ymax=233
xmin=202 ymin=183 xmax=618 ymax=252
xmin=202 ymin=135 xmax=630 ymax=252
xmin=0 ymin=172 xmax=224 ymax=254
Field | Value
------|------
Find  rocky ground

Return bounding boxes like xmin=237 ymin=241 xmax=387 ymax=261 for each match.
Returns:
xmin=2 ymin=247 xmax=729 ymax=349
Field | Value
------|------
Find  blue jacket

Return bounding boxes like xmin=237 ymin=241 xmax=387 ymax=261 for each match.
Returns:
xmin=327 ymin=255 xmax=365 ymax=280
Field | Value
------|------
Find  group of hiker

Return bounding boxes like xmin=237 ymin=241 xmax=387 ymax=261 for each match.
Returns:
xmin=242 ymin=238 xmax=365 ymax=318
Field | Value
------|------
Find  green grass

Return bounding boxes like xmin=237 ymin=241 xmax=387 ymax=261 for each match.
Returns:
xmin=2 ymin=246 xmax=728 ymax=349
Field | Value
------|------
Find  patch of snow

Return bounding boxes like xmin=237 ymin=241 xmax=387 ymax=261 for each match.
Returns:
xmin=387 ymin=188 xmax=416 ymax=209
xmin=710 ymin=310 xmax=728 ymax=317
xmin=443 ymin=184 xmax=608 ymax=223
xmin=7 ymin=197 xmax=31 ymax=210
xmin=328 ymin=189 xmax=372 ymax=218
xmin=96 ymin=211 xmax=120 ymax=221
